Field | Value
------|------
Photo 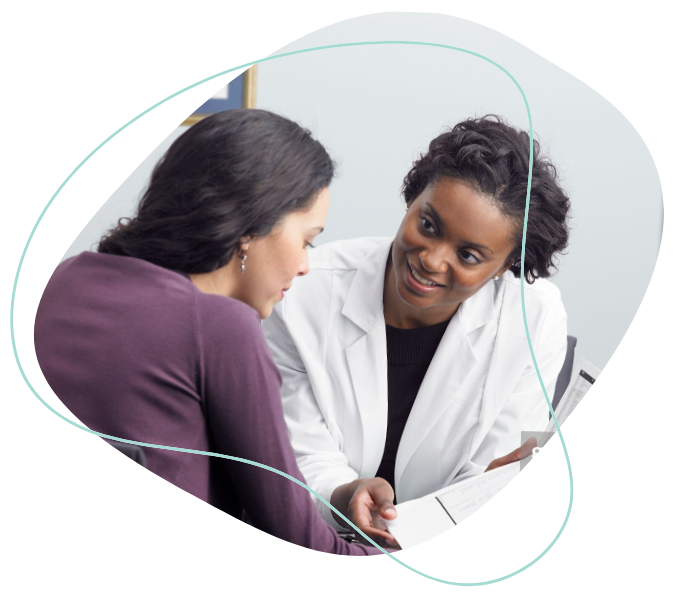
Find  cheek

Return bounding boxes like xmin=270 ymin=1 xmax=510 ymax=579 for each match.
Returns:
xmin=449 ymin=263 xmax=497 ymax=294
xmin=454 ymin=277 xmax=483 ymax=295
xmin=396 ymin=216 xmax=422 ymax=251
xmin=283 ymin=241 xmax=302 ymax=271
xmin=272 ymin=242 xmax=302 ymax=280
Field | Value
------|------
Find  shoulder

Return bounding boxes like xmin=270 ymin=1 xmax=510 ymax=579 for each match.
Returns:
xmin=49 ymin=252 xmax=197 ymax=300
xmin=39 ymin=252 xmax=202 ymax=324
xmin=193 ymin=291 xmax=263 ymax=342
xmin=192 ymin=290 xmax=278 ymax=384
xmin=495 ymin=273 xmax=567 ymax=339
xmin=499 ymin=272 xmax=563 ymax=306
xmin=308 ymin=236 xmax=391 ymax=271
xmin=61 ymin=253 xmax=266 ymax=348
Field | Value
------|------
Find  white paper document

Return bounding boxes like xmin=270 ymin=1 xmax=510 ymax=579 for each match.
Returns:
xmin=386 ymin=358 xmax=601 ymax=549
xmin=546 ymin=358 xmax=601 ymax=436
xmin=386 ymin=464 xmax=518 ymax=549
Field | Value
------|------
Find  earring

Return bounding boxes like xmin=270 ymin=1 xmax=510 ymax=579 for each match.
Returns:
xmin=238 ymin=248 xmax=248 ymax=273
xmin=493 ymin=275 xmax=500 ymax=281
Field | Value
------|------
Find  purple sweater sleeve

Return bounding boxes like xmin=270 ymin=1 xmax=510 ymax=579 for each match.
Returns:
xmin=194 ymin=293 xmax=380 ymax=556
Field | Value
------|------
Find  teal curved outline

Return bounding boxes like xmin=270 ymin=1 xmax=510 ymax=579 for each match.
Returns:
xmin=10 ymin=41 xmax=573 ymax=585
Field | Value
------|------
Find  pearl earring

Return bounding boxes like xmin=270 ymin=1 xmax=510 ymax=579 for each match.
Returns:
xmin=493 ymin=275 xmax=500 ymax=281
xmin=238 ymin=248 xmax=248 ymax=273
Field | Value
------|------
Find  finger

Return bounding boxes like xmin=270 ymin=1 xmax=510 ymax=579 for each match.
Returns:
xmin=486 ymin=452 xmax=513 ymax=471
xmin=367 ymin=479 xmax=398 ymax=520
xmin=354 ymin=525 xmax=398 ymax=546
xmin=486 ymin=437 xmax=538 ymax=472
xmin=348 ymin=501 xmax=375 ymax=530
xmin=349 ymin=496 xmax=384 ymax=532
xmin=516 ymin=437 xmax=538 ymax=460
xmin=374 ymin=536 xmax=400 ymax=549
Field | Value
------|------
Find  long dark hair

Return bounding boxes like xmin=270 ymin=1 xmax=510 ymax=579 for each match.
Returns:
xmin=99 ymin=109 xmax=335 ymax=273
xmin=402 ymin=115 xmax=571 ymax=283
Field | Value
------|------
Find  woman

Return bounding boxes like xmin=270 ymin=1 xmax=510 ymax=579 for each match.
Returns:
xmin=262 ymin=116 xmax=571 ymax=544
xmin=34 ymin=109 xmax=381 ymax=555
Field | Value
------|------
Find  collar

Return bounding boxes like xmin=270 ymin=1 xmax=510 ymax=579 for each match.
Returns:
xmin=341 ymin=239 xmax=393 ymax=332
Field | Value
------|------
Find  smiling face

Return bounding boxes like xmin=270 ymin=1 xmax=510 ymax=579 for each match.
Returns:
xmin=384 ymin=178 xmax=518 ymax=328
xmin=233 ymin=187 xmax=330 ymax=319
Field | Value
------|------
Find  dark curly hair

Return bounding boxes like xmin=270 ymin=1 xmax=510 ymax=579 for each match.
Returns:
xmin=98 ymin=109 xmax=334 ymax=273
xmin=402 ymin=115 xmax=570 ymax=283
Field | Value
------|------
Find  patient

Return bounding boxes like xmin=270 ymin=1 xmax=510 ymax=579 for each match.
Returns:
xmin=34 ymin=109 xmax=381 ymax=555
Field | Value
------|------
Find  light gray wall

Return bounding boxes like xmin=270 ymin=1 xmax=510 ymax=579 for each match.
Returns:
xmin=64 ymin=13 xmax=662 ymax=374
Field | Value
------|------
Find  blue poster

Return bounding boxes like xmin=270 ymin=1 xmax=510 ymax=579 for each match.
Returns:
xmin=193 ymin=73 xmax=245 ymax=114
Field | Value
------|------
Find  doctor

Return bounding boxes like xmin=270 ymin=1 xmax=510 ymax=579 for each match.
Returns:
xmin=262 ymin=116 xmax=571 ymax=544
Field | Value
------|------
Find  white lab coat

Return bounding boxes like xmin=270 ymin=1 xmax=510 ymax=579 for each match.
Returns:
xmin=262 ymin=237 xmax=567 ymax=527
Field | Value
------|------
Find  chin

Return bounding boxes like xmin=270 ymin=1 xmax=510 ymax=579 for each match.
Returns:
xmin=257 ymin=305 xmax=273 ymax=320
xmin=397 ymin=281 xmax=437 ymax=309
xmin=259 ymin=296 xmax=282 ymax=320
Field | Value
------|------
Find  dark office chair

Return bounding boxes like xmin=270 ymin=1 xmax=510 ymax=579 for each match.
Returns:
xmin=108 ymin=440 xmax=147 ymax=467
xmin=550 ymin=335 xmax=577 ymax=418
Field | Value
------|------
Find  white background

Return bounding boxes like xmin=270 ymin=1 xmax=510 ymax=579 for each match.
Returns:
xmin=62 ymin=12 xmax=664 ymax=375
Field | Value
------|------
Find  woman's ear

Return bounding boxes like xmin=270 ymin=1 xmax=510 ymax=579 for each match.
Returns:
xmin=238 ymin=235 xmax=251 ymax=251
xmin=493 ymin=257 xmax=517 ymax=280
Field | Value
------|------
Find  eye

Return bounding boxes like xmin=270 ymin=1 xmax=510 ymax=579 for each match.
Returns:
xmin=459 ymin=249 xmax=482 ymax=265
xmin=420 ymin=216 xmax=436 ymax=234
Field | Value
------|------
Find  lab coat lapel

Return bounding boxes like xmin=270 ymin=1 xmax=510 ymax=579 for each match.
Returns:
xmin=345 ymin=320 xmax=388 ymax=478
xmin=342 ymin=239 xmax=393 ymax=477
xmin=394 ymin=281 xmax=496 ymax=491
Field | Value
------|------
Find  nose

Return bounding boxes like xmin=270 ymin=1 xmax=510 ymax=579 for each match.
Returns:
xmin=419 ymin=245 xmax=450 ymax=274
xmin=297 ymin=250 xmax=310 ymax=277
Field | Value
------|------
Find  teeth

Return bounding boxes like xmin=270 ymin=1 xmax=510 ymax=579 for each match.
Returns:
xmin=410 ymin=264 xmax=437 ymax=287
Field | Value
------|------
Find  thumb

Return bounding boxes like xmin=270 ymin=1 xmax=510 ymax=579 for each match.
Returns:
xmin=378 ymin=497 xmax=397 ymax=520
xmin=369 ymin=479 xmax=397 ymax=520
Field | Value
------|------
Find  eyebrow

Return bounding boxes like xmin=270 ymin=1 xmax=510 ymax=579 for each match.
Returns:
xmin=424 ymin=202 xmax=494 ymax=254
xmin=460 ymin=240 xmax=494 ymax=254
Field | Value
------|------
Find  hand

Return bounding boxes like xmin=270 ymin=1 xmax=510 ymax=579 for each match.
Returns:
xmin=331 ymin=478 xmax=399 ymax=547
xmin=485 ymin=437 xmax=538 ymax=472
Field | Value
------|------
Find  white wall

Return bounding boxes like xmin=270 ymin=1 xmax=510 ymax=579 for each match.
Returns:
xmin=63 ymin=13 xmax=662 ymax=374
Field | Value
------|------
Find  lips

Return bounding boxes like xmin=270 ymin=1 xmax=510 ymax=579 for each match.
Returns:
xmin=406 ymin=261 xmax=444 ymax=288
xmin=405 ymin=261 xmax=443 ymax=296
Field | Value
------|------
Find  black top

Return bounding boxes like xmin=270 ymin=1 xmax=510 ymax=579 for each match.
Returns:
xmin=375 ymin=318 xmax=451 ymax=500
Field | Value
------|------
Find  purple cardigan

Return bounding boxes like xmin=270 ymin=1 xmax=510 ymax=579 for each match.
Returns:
xmin=34 ymin=252 xmax=379 ymax=556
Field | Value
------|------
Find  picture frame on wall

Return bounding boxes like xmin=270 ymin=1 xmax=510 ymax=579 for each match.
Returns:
xmin=181 ymin=65 xmax=257 ymax=126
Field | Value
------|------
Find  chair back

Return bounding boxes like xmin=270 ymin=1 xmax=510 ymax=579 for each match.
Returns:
xmin=551 ymin=335 xmax=577 ymax=416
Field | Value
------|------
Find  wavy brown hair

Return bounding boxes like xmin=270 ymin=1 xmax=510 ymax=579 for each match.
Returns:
xmin=99 ymin=109 xmax=334 ymax=273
